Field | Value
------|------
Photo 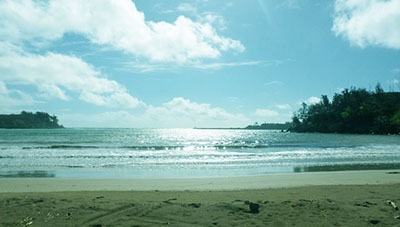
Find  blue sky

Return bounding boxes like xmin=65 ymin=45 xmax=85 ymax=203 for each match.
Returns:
xmin=1 ymin=0 xmax=400 ymax=128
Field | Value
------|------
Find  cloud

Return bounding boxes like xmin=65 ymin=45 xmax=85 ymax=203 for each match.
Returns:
xmin=120 ymin=60 xmax=263 ymax=73
xmin=0 ymin=81 xmax=7 ymax=94
xmin=306 ymin=96 xmax=321 ymax=104
xmin=296 ymin=96 xmax=321 ymax=105
xmin=60 ymin=97 xmax=250 ymax=128
xmin=200 ymin=13 xmax=227 ymax=31
xmin=276 ymin=104 xmax=292 ymax=110
xmin=144 ymin=97 xmax=249 ymax=128
xmin=254 ymin=109 xmax=279 ymax=118
xmin=60 ymin=111 xmax=138 ymax=128
xmin=0 ymin=0 xmax=244 ymax=64
xmin=332 ymin=0 xmax=400 ymax=49
xmin=392 ymin=78 xmax=400 ymax=91
xmin=0 ymin=81 xmax=36 ymax=111
xmin=0 ymin=47 xmax=142 ymax=109
xmin=191 ymin=61 xmax=262 ymax=70
xmin=264 ymin=80 xmax=284 ymax=86
xmin=253 ymin=108 xmax=292 ymax=123
xmin=177 ymin=3 xmax=197 ymax=13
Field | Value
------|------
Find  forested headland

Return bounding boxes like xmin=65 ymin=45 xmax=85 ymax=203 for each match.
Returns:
xmin=289 ymin=85 xmax=400 ymax=134
xmin=0 ymin=111 xmax=63 ymax=129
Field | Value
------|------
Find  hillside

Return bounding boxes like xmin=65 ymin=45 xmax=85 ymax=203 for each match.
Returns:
xmin=0 ymin=111 xmax=63 ymax=129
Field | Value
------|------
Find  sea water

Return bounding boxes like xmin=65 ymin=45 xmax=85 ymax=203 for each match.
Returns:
xmin=0 ymin=128 xmax=399 ymax=178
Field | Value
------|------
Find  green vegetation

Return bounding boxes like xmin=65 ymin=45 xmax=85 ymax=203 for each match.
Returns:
xmin=290 ymin=84 xmax=400 ymax=134
xmin=245 ymin=122 xmax=293 ymax=130
xmin=0 ymin=111 xmax=63 ymax=129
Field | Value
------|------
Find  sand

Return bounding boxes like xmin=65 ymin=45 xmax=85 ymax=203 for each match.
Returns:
xmin=1 ymin=171 xmax=400 ymax=226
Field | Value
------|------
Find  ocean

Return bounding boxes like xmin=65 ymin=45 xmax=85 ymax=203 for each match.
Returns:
xmin=1 ymin=128 xmax=399 ymax=178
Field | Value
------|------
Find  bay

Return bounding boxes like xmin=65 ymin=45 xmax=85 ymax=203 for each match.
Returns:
xmin=0 ymin=128 xmax=399 ymax=178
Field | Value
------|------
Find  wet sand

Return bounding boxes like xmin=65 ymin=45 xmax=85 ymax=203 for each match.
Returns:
xmin=1 ymin=171 xmax=400 ymax=226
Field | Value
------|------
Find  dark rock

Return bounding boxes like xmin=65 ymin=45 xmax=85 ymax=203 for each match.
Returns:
xmin=90 ymin=224 xmax=102 ymax=227
xmin=369 ymin=220 xmax=380 ymax=225
xmin=188 ymin=203 xmax=201 ymax=208
xmin=249 ymin=202 xmax=260 ymax=213
xmin=34 ymin=199 xmax=44 ymax=203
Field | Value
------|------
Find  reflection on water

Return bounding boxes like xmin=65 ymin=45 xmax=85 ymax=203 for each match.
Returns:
xmin=1 ymin=128 xmax=400 ymax=178
xmin=0 ymin=170 xmax=55 ymax=178
xmin=294 ymin=163 xmax=400 ymax=172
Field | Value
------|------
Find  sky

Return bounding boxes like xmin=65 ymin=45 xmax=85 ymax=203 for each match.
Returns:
xmin=1 ymin=0 xmax=400 ymax=128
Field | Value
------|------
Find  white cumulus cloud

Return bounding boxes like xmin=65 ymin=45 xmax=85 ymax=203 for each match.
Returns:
xmin=332 ymin=0 xmax=400 ymax=49
xmin=143 ymin=97 xmax=249 ymax=128
xmin=60 ymin=98 xmax=250 ymax=128
xmin=0 ymin=48 xmax=142 ymax=109
xmin=0 ymin=0 xmax=244 ymax=64
xmin=0 ymin=0 xmax=249 ymax=125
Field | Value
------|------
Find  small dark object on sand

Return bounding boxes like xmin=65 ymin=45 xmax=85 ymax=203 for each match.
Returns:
xmin=369 ymin=220 xmax=380 ymax=225
xmin=188 ymin=203 xmax=201 ymax=208
xmin=249 ymin=202 xmax=260 ymax=213
xmin=386 ymin=171 xmax=400 ymax=174
xmin=90 ymin=224 xmax=102 ymax=227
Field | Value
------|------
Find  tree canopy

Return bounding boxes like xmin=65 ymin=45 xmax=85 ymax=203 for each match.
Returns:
xmin=0 ymin=111 xmax=63 ymax=129
xmin=289 ymin=85 xmax=400 ymax=134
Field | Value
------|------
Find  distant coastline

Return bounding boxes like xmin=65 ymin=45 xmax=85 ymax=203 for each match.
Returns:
xmin=198 ymin=85 xmax=400 ymax=135
xmin=244 ymin=122 xmax=293 ymax=130
xmin=0 ymin=111 xmax=63 ymax=129
xmin=195 ymin=122 xmax=293 ymax=131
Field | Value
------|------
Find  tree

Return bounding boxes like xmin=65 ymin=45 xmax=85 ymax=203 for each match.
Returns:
xmin=289 ymin=84 xmax=400 ymax=134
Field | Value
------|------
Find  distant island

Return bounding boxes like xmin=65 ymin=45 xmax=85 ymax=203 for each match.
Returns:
xmin=289 ymin=84 xmax=400 ymax=134
xmin=0 ymin=111 xmax=63 ymax=129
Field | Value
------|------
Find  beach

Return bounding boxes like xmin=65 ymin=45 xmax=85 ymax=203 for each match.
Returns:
xmin=2 ymin=171 xmax=400 ymax=226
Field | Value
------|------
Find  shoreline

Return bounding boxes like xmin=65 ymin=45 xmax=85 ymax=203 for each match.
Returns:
xmin=1 ymin=170 xmax=400 ymax=193
xmin=2 ymin=170 xmax=400 ymax=226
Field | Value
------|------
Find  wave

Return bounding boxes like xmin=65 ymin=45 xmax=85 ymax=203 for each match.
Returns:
xmin=13 ymin=143 xmax=357 ymax=151
xmin=0 ymin=153 xmax=253 ymax=160
xmin=22 ymin=145 xmax=100 ymax=150
xmin=4 ymin=159 xmax=400 ymax=171
xmin=0 ymin=170 xmax=55 ymax=178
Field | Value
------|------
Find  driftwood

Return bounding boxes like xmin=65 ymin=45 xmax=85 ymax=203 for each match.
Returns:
xmin=387 ymin=200 xmax=399 ymax=210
